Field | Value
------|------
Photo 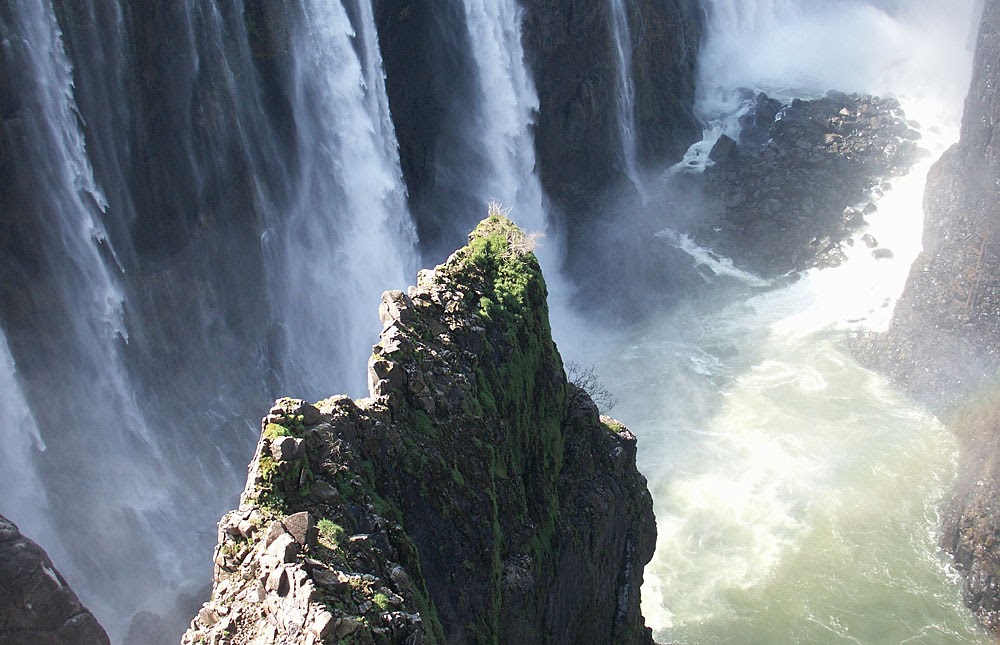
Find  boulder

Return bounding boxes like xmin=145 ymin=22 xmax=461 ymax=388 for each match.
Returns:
xmin=692 ymin=91 xmax=923 ymax=276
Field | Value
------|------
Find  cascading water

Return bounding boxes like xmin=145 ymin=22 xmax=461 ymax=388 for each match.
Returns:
xmin=0 ymin=0 xmax=416 ymax=639
xmin=266 ymin=0 xmax=417 ymax=399
xmin=0 ymin=331 xmax=58 ymax=559
xmin=457 ymin=0 xmax=549 ymax=239
xmin=0 ymin=0 xmax=182 ymax=625
xmin=2 ymin=0 xmax=992 ymax=642
xmin=557 ymin=0 xmax=992 ymax=641
xmin=608 ymin=0 xmax=643 ymax=191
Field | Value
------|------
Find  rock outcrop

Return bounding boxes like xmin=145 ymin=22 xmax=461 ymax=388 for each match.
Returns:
xmin=568 ymin=89 xmax=927 ymax=320
xmin=0 ymin=514 xmax=109 ymax=645
xmin=856 ymin=0 xmax=1000 ymax=632
xmin=185 ymin=213 xmax=657 ymax=644
xmin=693 ymin=91 xmax=923 ymax=277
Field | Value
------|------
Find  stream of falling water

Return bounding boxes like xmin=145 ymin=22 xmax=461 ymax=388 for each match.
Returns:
xmin=608 ymin=0 xmax=642 ymax=190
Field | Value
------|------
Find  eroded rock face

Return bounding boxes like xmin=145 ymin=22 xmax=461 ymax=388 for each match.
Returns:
xmin=523 ymin=0 xmax=701 ymax=214
xmin=0 ymin=514 xmax=109 ymax=645
xmin=856 ymin=0 xmax=1000 ymax=632
xmin=186 ymin=214 xmax=657 ymax=644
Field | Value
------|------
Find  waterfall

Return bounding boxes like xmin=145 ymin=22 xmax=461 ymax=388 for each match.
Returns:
xmin=267 ymin=0 xmax=417 ymax=399
xmin=608 ymin=0 xmax=643 ymax=190
xmin=0 ymin=1 xmax=178 ymax=626
xmin=0 ymin=0 xmax=417 ymax=638
xmin=0 ymin=331 xmax=60 ymax=558
xmin=675 ymin=0 xmax=982 ymax=174
xmin=458 ymin=0 xmax=548 ymax=238
xmin=697 ymin=0 xmax=979 ymax=118
xmin=7 ymin=0 xmax=986 ymax=641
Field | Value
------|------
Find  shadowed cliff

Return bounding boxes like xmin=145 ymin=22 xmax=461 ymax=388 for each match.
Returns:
xmin=0 ymin=514 xmax=109 ymax=645
xmin=376 ymin=0 xmax=702 ymax=260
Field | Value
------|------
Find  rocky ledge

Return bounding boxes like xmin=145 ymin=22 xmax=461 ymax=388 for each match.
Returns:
xmin=690 ymin=90 xmax=923 ymax=277
xmin=0 ymin=514 xmax=109 ymax=645
xmin=184 ymin=212 xmax=657 ymax=644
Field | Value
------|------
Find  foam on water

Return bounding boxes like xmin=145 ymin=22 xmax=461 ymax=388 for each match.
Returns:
xmin=656 ymin=228 xmax=773 ymax=288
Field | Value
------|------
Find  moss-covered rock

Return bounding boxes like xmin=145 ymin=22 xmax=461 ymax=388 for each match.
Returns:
xmin=186 ymin=211 xmax=656 ymax=644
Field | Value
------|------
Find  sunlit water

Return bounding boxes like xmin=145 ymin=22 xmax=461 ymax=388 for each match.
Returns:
xmin=611 ymin=294 xmax=987 ymax=643
xmin=553 ymin=1 xmax=992 ymax=641
xmin=569 ymin=150 xmax=993 ymax=640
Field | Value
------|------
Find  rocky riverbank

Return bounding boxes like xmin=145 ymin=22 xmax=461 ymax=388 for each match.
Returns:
xmin=184 ymin=213 xmax=657 ymax=644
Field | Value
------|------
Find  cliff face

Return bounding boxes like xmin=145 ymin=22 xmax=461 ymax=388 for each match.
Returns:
xmin=860 ymin=0 xmax=1000 ymax=631
xmin=522 ymin=0 xmax=701 ymax=247
xmin=0 ymin=514 xmax=109 ymax=645
xmin=376 ymin=0 xmax=702 ymax=257
xmin=185 ymin=214 xmax=657 ymax=644
xmin=866 ymin=0 xmax=1000 ymax=407
xmin=522 ymin=0 xmax=701 ymax=210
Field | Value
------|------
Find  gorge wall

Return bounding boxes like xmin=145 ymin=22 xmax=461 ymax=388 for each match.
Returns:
xmin=861 ymin=0 xmax=1000 ymax=631
xmin=184 ymin=215 xmax=657 ymax=645
xmin=376 ymin=0 xmax=702 ymax=259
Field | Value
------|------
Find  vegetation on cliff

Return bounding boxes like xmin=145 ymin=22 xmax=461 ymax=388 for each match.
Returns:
xmin=185 ymin=210 xmax=657 ymax=644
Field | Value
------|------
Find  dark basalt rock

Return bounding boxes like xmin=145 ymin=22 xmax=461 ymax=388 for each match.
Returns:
xmin=0 ymin=514 xmax=109 ymax=645
xmin=522 ymin=0 xmax=701 ymax=212
xmin=691 ymin=90 xmax=923 ymax=277
xmin=523 ymin=0 xmax=702 ymax=250
xmin=374 ymin=0 xmax=480 ymax=259
xmin=186 ymin=213 xmax=657 ymax=644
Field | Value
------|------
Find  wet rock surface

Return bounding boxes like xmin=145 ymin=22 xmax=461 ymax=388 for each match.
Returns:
xmin=185 ymin=214 xmax=657 ymax=644
xmin=690 ymin=90 xmax=924 ymax=277
xmin=0 ymin=514 xmax=109 ymax=645
xmin=523 ymin=0 xmax=701 ymax=216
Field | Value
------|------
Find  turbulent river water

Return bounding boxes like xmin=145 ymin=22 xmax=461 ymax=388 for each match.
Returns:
xmin=554 ymin=1 xmax=993 ymax=642
xmin=580 ymin=207 xmax=992 ymax=642
xmin=554 ymin=157 xmax=993 ymax=641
